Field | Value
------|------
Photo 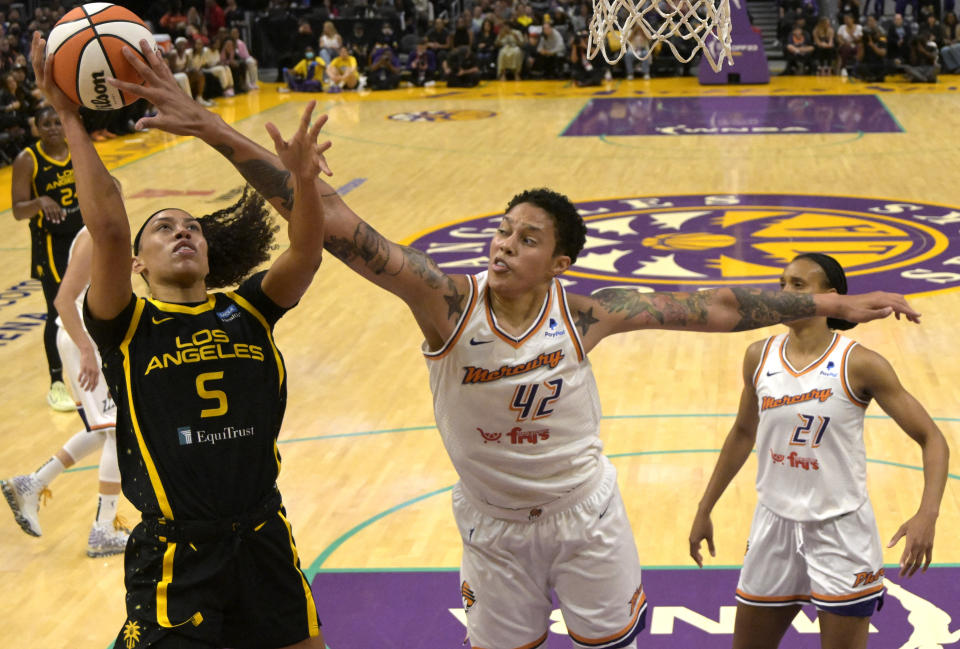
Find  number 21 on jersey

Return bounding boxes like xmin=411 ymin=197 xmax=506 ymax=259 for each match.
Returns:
xmin=509 ymin=379 xmax=562 ymax=422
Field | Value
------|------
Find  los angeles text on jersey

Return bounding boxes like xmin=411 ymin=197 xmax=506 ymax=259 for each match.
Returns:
xmin=461 ymin=349 xmax=564 ymax=384
xmin=43 ymin=167 xmax=75 ymax=193
xmin=144 ymin=327 xmax=265 ymax=375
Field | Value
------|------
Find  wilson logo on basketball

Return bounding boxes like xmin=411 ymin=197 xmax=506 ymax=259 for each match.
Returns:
xmin=405 ymin=194 xmax=960 ymax=298
xmin=90 ymin=70 xmax=111 ymax=109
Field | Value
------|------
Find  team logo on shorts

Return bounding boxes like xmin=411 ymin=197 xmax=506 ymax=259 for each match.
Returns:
xmin=406 ymin=194 xmax=960 ymax=297
xmin=461 ymin=581 xmax=477 ymax=610
xmin=853 ymin=567 xmax=885 ymax=588
xmin=122 ymin=619 xmax=142 ymax=648
xmin=387 ymin=109 xmax=497 ymax=122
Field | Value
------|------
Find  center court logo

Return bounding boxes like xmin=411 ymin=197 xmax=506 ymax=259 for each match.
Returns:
xmin=388 ymin=109 xmax=497 ymax=122
xmin=405 ymin=194 xmax=960 ymax=297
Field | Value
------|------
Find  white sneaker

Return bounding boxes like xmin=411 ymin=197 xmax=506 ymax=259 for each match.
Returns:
xmin=87 ymin=519 xmax=130 ymax=558
xmin=197 ymin=97 xmax=215 ymax=107
xmin=224 ymin=88 xmax=235 ymax=97
xmin=1 ymin=475 xmax=46 ymax=536
xmin=47 ymin=380 xmax=75 ymax=412
xmin=357 ymin=74 xmax=368 ymax=91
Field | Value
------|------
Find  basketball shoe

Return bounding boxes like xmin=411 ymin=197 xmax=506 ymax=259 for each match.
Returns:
xmin=47 ymin=380 xmax=76 ymax=412
xmin=87 ymin=517 xmax=131 ymax=558
xmin=1 ymin=474 xmax=47 ymax=536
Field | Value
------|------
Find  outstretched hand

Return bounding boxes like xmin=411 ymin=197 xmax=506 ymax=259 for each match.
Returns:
xmin=107 ymin=38 xmax=212 ymax=136
xmin=30 ymin=31 xmax=79 ymax=116
xmin=838 ymin=291 xmax=921 ymax=324
xmin=264 ymin=101 xmax=333 ymax=179
xmin=688 ymin=511 xmax=716 ymax=569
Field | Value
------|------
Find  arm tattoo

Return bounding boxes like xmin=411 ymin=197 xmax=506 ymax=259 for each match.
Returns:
xmin=729 ymin=288 xmax=816 ymax=331
xmin=594 ymin=288 xmax=712 ymax=327
xmin=213 ymin=144 xmax=294 ymax=212
xmin=574 ymin=308 xmax=599 ymax=337
xmin=325 ymin=225 xmax=467 ymax=321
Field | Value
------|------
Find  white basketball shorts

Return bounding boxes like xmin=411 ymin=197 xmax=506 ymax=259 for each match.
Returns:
xmin=736 ymin=499 xmax=885 ymax=617
xmin=452 ymin=457 xmax=647 ymax=649
xmin=57 ymin=326 xmax=116 ymax=431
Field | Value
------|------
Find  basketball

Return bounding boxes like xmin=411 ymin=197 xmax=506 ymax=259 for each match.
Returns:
xmin=46 ymin=2 xmax=156 ymax=111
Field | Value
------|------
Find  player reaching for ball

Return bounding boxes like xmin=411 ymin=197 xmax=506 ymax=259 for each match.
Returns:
xmin=33 ymin=30 xmax=331 ymax=649
xmin=106 ymin=35 xmax=925 ymax=649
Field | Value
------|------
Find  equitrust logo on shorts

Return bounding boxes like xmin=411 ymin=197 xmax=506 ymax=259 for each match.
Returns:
xmin=406 ymin=194 xmax=960 ymax=297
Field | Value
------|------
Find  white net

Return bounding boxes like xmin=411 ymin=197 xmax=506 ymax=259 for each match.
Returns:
xmin=586 ymin=0 xmax=733 ymax=73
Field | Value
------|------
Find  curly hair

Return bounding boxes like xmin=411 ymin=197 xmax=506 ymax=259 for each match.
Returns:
xmin=134 ymin=185 xmax=279 ymax=290
xmin=505 ymin=188 xmax=587 ymax=263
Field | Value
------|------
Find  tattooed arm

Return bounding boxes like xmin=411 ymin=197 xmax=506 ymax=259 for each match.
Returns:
xmin=567 ymin=287 xmax=918 ymax=353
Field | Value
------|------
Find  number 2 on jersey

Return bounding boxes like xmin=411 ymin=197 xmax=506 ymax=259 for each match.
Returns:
xmin=790 ymin=414 xmax=830 ymax=447
xmin=509 ymin=379 xmax=563 ymax=421
xmin=196 ymin=371 xmax=228 ymax=418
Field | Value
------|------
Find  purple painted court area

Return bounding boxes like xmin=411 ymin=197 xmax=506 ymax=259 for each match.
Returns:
xmin=312 ymin=567 xmax=960 ymax=648
xmin=562 ymin=95 xmax=902 ymax=136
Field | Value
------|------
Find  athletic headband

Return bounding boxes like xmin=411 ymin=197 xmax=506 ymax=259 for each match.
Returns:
xmin=793 ymin=253 xmax=857 ymax=331
xmin=133 ymin=208 xmax=193 ymax=254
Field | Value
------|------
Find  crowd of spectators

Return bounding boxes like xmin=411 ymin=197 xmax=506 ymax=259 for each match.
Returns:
xmin=777 ymin=0 xmax=960 ymax=80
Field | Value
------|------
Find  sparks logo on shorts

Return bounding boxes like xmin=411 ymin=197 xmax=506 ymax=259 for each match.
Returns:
xmin=853 ymin=568 xmax=885 ymax=588
xmin=477 ymin=426 xmax=550 ymax=444
xmin=461 ymin=581 xmax=476 ymax=611
xmin=405 ymin=194 xmax=960 ymax=298
xmin=544 ymin=317 xmax=565 ymax=338
xmin=122 ymin=619 xmax=142 ymax=648
xmin=769 ymin=449 xmax=820 ymax=471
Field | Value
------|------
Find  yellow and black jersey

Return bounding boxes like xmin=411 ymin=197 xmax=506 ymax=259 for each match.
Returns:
xmin=84 ymin=272 xmax=291 ymax=520
xmin=25 ymin=141 xmax=83 ymax=281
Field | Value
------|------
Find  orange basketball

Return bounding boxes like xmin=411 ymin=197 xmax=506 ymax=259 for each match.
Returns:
xmin=46 ymin=2 xmax=156 ymax=110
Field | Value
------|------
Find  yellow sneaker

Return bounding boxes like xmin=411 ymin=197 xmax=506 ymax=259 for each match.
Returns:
xmin=46 ymin=381 xmax=76 ymax=412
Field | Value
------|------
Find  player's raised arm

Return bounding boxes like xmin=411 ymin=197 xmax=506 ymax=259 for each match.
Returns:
xmin=31 ymin=32 xmax=132 ymax=321
xmin=688 ymin=341 xmax=762 ymax=567
xmin=258 ymin=101 xmax=328 ymax=309
xmin=847 ymin=347 xmax=949 ymax=577
xmin=566 ymin=286 xmax=920 ymax=353
xmin=109 ymin=38 xmax=468 ymax=349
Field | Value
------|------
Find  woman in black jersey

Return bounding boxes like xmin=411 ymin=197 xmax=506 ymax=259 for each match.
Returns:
xmin=11 ymin=105 xmax=83 ymax=411
xmin=32 ymin=32 xmax=330 ymax=649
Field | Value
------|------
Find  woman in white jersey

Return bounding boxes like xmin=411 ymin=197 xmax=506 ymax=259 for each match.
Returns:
xmin=688 ymin=253 xmax=949 ymax=649
xmin=2 ymin=225 xmax=129 ymax=557
xmin=107 ymin=41 xmax=923 ymax=649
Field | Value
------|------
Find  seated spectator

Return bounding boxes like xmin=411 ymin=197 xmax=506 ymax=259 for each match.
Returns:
xmin=886 ymin=13 xmax=912 ymax=65
xmin=812 ymin=17 xmax=836 ymax=74
xmin=204 ymin=0 xmax=226 ymax=40
xmin=532 ymin=22 xmax=566 ymax=78
xmin=160 ymin=0 xmax=189 ymax=38
xmin=328 ymin=46 xmax=360 ymax=92
xmin=224 ymin=0 xmax=245 ymax=30
xmin=516 ymin=4 xmax=535 ymax=30
xmin=783 ymin=22 xmax=815 ymax=74
xmin=902 ymin=32 xmax=939 ymax=80
xmin=189 ymin=33 xmax=234 ymax=97
xmin=229 ymin=27 xmax=259 ymax=90
xmin=836 ymin=12 xmax=862 ymax=74
xmin=496 ymin=22 xmax=525 ymax=80
xmin=168 ymin=36 xmax=212 ymax=106
xmin=444 ymin=46 xmax=481 ymax=87
xmin=0 ymin=72 xmax=30 ymax=162
xmin=570 ymin=30 xmax=603 ymax=86
xmin=8 ymin=63 xmax=44 ymax=115
xmin=624 ymin=25 xmax=652 ymax=80
xmin=425 ymin=17 xmax=452 ymax=64
xmin=369 ymin=39 xmax=402 ymax=89
xmin=348 ymin=23 xmax=372 ymax=73
xmin=218 ymin=35 xmax=248 ymax=93
xmin=186 ymin=6 xmax=204 ymax=39
xmin=475 ymin=18 xmax=498 ymax=78
xmin=319 ymin=20 xmax=343 ymax=64
xmin=451 ymin=14 xmax=474 ymax=50
xmin=940 ymin=13 xmax=960 ymax=72
xmin=857 ymin=16 xmax=888 ymax=81
xmin=408 ymin=38 xmax=437 ymax=86
xmin=837 ymin=0 xmax=861 ymax=22
xmin=920 ymin=14 xmax=946 ymax=50
xmin=281 ymin=46 xmax=326 ymax=92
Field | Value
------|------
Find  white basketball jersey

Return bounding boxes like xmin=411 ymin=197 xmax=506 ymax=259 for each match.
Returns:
xmin=426 ymin=272 xmax=603 ymax=511
xmin=753 ymin=332 xmax=870 ymax=522
xmin=54 ymin=226 xmax=89 ymax=330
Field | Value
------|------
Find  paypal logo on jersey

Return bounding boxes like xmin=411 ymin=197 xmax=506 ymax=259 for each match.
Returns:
xmin=545 ymin=317 xmax=566 ymax=338
xmin=820 ymin=360 xmax=839 ymax=378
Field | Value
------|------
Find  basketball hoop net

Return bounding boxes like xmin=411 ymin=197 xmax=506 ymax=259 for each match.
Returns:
xmin=586 ymin=0 xmax=733 ymax=72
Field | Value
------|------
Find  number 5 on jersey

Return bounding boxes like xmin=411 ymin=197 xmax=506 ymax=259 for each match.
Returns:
xmin=196 ymin=371 xmax=228 ymax=418
xmin=509 ymin=379 xmax=563 ymax=421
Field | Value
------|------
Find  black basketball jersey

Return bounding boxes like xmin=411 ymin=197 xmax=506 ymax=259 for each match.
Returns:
xmin=26 ymin=141 xmax=83 ymax=237
xmin=84 ymin=272 xmax=291 ymax=520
